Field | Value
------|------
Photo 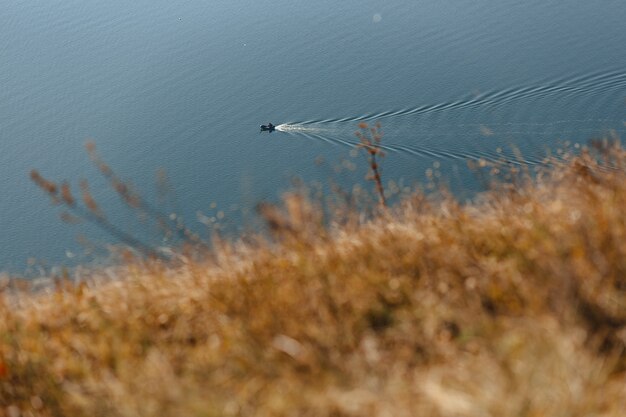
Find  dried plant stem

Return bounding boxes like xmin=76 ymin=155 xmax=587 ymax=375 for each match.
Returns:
xmin=84 ymin=142 xmax=208 ymax=249
xmin=30 ymin=170 xmax=166 ymax=260
xmin=356 ymin=122 xmax=386 ymax=207
xmin=369 ymin=151 xmax=386 ymax=207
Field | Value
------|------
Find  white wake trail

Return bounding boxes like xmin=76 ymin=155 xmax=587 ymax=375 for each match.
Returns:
xmin=275 ymin=124 xmax=329 ymax=134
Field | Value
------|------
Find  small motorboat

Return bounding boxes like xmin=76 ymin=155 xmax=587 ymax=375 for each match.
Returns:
xmin=260 ymin=123 xmax=275 ymax=132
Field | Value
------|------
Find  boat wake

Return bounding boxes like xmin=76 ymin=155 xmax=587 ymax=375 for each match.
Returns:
xmin=275 ymin=124 xmax=330 ymax=134
xmin=298 ymin=68 xmax=626 ymax=125
xmin=267 ymin=68 xmax=626 ymax=168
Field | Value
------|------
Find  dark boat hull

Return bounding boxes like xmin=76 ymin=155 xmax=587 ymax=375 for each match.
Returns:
xmin=260 ymin=124 xmax=275 ymax=132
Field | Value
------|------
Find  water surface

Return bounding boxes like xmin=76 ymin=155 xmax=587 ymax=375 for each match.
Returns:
xmin=1 ymin=0 xmax=625 ymax=271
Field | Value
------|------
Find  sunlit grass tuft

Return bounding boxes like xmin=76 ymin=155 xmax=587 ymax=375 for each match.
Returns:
xmin=2 ymin=140 xmax=626 ymax=416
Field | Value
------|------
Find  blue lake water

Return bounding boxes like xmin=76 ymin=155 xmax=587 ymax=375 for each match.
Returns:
xmin=1 ymin=0 xmax=625 ymax=272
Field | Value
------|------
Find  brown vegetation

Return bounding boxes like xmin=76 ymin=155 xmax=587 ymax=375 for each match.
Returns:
xmin=356 ymin=122 xmax=386 ymax=207
xmin=1 ymin=139 xmax=626 ymax=416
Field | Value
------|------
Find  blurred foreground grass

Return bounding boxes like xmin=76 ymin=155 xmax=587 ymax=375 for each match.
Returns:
xmin=1 ymin=140 xmax=625 ymax=416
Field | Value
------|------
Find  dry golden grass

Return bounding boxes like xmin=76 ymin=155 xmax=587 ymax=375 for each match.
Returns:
xmin=1 ymin=140 xmax=626 ymax=416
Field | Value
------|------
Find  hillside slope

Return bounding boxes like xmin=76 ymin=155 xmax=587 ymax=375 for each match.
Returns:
xmin=1 ymin=141 xmax=625 ymax=417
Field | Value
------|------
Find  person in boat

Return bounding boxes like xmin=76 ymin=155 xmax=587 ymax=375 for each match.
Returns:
xmin=261 ymin=123 xmax=275 ymax=131
xmin=260 ymin=122 xmax=276 ymax=132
